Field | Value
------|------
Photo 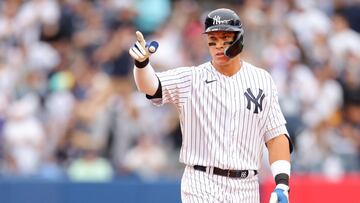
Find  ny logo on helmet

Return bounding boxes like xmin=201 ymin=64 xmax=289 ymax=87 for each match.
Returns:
xmin=244 ymin=88 xmax=265 ymax=114
xmin=213 ymin=15 xmax=231 ymax=25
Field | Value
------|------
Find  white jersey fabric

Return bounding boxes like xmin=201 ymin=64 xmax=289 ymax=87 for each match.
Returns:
xmin=149 ymin=61 xmax=289 ymax=171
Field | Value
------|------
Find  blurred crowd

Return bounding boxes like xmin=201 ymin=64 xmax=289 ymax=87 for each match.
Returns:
xmin=0 ymin=0 xmax=359 ymax=182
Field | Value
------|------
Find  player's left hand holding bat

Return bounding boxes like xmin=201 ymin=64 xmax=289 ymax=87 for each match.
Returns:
xmin=269 ymin=184 xmax=289 ymax=203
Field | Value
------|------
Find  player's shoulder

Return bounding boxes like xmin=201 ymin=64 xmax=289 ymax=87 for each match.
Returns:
xmin=243 ymin=61 xmax=272 ymax=79
xmin=174 ymin=61 xmax=213 ymax=75
xmin=159 ymin=65 xmax=194 ymax=75
xmin=193 ymin=61 xmax=212 ymax=71
xmin=156 ymin=62 xmax=210 ymax=80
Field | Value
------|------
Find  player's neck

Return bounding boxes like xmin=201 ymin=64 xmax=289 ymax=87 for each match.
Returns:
xmin=212 ymin=57 xmax=242 ymax=77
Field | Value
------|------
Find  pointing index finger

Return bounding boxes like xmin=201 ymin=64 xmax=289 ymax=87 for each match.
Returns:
xmin=136 ymin=31 xmax=146 ymax=47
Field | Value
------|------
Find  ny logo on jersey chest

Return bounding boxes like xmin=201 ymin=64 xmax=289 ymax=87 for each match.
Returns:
xmin=244 ymin=88 xmax=265 ymax=114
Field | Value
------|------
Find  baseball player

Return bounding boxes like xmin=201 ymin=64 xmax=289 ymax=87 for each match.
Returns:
xmin=129 ymin=8 xmax=292 ymax=203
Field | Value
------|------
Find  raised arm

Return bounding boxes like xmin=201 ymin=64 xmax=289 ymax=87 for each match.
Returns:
xmin=129 ymin=31 xmax=159 ymax=96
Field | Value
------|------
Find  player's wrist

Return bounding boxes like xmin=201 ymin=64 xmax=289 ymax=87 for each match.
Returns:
xmin=271 ymin=160 xmax=291 ymax=188
xmin=135 ymin=58 xmax=149 ymax=68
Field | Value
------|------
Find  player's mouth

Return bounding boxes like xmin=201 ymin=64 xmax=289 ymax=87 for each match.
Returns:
xmin=215 ymin=52 xmax=228 ymax=59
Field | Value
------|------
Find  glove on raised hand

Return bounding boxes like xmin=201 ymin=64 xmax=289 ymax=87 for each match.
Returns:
xmin=129 ymin=31 xmax=158 ymax=65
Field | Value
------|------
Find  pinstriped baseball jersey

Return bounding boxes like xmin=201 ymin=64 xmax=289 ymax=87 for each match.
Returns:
xmin=149 ymin=61 xmax=288 ymax=170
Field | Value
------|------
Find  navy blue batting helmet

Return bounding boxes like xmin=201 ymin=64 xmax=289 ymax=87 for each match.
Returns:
xmin=204 ymin=8 xmax=244 ymax=58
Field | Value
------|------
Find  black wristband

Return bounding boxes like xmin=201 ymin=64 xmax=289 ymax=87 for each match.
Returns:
xmin=135 ymin=58 xmax=149 ymax=68
xmin=275 ymin=173 xmax=289 ymax=186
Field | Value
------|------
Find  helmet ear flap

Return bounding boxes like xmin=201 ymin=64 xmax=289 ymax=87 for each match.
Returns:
xmin=224 ymin=30 xmax=244 ymax=58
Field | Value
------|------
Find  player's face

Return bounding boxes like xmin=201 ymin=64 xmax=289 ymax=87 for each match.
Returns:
xmin=206 ymin=31 xmax=236 ymax=64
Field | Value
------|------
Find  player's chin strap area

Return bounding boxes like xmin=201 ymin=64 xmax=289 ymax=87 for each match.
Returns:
xmin=224 ymin=30 xmax=244 ymax=58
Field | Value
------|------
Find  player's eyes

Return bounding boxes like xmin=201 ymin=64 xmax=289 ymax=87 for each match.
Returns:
xmin=208 ymin=42 xmax=216 ymax=46
xmin=208 ymin=35 xmax=233 ymax=46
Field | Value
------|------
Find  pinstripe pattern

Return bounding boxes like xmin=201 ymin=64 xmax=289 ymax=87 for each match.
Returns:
xmin=150 ymin=61 xmax=288 ymax=202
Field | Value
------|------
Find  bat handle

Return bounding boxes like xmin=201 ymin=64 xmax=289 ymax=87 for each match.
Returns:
xmin=147 ymin=41 xmax=159 ymax=53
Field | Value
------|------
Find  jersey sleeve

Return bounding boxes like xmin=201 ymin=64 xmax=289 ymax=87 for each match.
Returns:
xmin=263 ymin=77 xmax=289 ymax=143
xmin=148 ymin=67 xmax=193 ymax=106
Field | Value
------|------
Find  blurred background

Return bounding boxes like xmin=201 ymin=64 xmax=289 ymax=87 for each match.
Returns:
xmin=0 ymin=0 xmax=359 ymax=202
